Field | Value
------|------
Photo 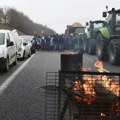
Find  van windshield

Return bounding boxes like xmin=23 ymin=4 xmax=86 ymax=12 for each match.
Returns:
xmin=0 ymin=33 xmax=5 ymax=45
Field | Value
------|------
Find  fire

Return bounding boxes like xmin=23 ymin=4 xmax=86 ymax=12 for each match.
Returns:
xmin=73 ymin=81 xmax=83 ymax=91
xmin=72 ymin=78 xmax=96 ymax=104
xmin=94 ymin=60 xmax=120 ymax=97
xmin=94 ymin=59 xmax=104 ymax=72
xmin=71 ymin=59 xmax=120 ymax=108
xmin=100 ymin=113 xmax=106 ymax=116
xmin=72 ymin=67 xmax=96 ymax=104
xmin=101 ymin=75 xmax=120 ymax=97
xmin=111 ymin=102 xmax=120 ymax=115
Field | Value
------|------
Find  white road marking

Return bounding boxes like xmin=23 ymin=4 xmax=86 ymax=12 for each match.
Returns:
xmin=103 ymin=68 xmax=110 ymax=72
xmin=0 ymin=54 xmax=35 ymax=95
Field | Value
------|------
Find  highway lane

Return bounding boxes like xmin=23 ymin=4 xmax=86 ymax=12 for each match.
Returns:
xmin=0 ymin=52 xmax=120 ymax=84
xmin=0 ymin=51 xmax=120 ymax=120
xmin=0 ymin=51 xmax=60 ymax=120
xmin=83 ymin=53 xmax=120 ymax=73
xmin=0 ymin=59 xmax=24 ymax=85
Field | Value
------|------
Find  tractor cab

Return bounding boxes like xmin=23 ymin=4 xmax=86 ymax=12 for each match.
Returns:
xmin=69 ymin=26 xmax=85 ymax=36
xmin=103 ymin=8 xmax=120 ymax=35
xmin=87 ymin=20 xmax=106 ymax=38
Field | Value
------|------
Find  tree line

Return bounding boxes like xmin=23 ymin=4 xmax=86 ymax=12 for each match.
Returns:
xmin=0 ymin=7 xmax=55 ymax=35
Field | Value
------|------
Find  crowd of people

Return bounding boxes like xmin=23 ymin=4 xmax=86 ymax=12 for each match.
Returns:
xmin=33 ymin=34 xmax=83 ymax=51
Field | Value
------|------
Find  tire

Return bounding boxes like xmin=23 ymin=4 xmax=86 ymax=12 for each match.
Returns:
xmin=88 ymin=38 xmax=96 ymax=55
xmin=22 ymin=51 xmax=25 ymax=60
xmin=109 ymin=39 xmax=120 ymax=65
xmin=33 ymin=49 xmax=36 ymax=54
xmin=13 ymin=54 xmax=17 ymax=65
xmin=4 ymin=58 xmax=9 ymax=72
xmin=28 ymin=50 xmax=31 ymax=57
xmin=96 ymin=33 xmax=108 ymax=61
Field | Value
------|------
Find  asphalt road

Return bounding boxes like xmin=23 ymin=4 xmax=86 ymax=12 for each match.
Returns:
xmin=0 ymin=51 xmax=120 ymax=120
xmin=0 ymin=51 xmax=61 ymax=120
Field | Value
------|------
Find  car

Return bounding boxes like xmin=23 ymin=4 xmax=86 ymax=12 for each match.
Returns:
xmin=0 ymin=29 xmax=17 ymax=72
xmin=20 ymin=35 xmax=36 ymax=54
xmin=17 ymin=37 xmax=31 ymax=60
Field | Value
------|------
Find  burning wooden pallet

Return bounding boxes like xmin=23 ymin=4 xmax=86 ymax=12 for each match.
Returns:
xmin=45 ymin=51 xmax=120 ymax=120
xmin=59 ymin=52 xmax=120 ymax=120
xmin=58 ymin=71 xmax=120 ymax=120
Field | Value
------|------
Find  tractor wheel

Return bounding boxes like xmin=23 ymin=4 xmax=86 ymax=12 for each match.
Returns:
xmin=22 ymin=51 xmax=26 ymax=60
xmin=109 ymin=39 xmax=120 ymax=65
xmin=28 ymin=50 xmax=31 ymax=57
xmin=88 ymin=39 xmax=96 ymax=55
xmin=13 ymin=54 xmax=17 ymax=65
xmin=4 ymin=58 xmax=9 ymax=72
xmin=96 ymin=33 xmax=108 ymax=61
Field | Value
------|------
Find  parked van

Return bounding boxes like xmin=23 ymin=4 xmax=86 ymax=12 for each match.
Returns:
xmin=12 ymin=29 xmax=21 ymax=55
xmin=0 ymin=30 xmax=17 ymax=72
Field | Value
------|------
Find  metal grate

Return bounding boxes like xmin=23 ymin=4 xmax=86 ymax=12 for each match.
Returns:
xmin=58 ymin=71 xmax=120 ymax=120
xmin=45 ymin=72 xmax=70 ymax=120
xmin=45 ymin=71 xmax=120 ymax=120
xmin=45 ymin=72 xmax=59 ymax=120
xmin=44 ymin=72 xmax=64 ymax=120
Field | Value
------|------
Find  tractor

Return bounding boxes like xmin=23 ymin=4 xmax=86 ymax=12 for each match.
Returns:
xmin=83 ymin=20 xmax=106 ymax=55
xmin=65 ymin=22 xmax=85 ymax=38
xmin=96 ymin=8 xmax=120 ymax=65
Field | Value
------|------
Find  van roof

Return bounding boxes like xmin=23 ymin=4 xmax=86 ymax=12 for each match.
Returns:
xmin=12 ymin=29 xmax=17 ymax=33
xmin=0 ymin=29 xmax=11 ymax=33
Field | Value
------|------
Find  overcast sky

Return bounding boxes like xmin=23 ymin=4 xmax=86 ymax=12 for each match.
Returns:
xmin=0 ymin=0 xmax=120 ymax=33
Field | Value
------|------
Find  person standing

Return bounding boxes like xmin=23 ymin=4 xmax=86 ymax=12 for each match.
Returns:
xmin=50 ymin=35 xmax=53 ymax=50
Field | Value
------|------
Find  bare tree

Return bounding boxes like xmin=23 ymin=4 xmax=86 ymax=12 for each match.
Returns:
xmin=0 ymin=8 xmax=3 ymax=24
xmin=0 ymin=7 xmax=56 ymax=35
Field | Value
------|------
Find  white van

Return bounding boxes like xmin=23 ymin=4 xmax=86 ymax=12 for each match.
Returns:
xmin=0 ymin=30 xmax=17 ymax=72
xmin=12 ymin=29 xmax=21 ymax=55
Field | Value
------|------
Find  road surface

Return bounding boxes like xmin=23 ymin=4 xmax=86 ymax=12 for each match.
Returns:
xmin=0 ymin=51 xmax=120 ymax=120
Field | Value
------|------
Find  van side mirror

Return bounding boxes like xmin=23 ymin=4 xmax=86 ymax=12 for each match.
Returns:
xmin=23 ymin=42 xmax=28 ymax=46
xmin=103 ymin=12 xmax=107 ymax=17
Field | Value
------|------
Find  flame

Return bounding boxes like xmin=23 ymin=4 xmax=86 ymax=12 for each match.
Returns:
xmin=71 ymin=59 xmax=120 ymax=109
xmin=100 ymin=113 xmax=106 ymax=116
xmin=72 ymin=76 xmax=96 ymax=104
xmin=94 ymin=59 xmax=104 ymax=72
xmin=94 ymin=60 xmax=120 ymax=97
xmin=101 ymin=76 xmax=120 ymax=97
xmin=82 ymin=67 xmax=91 ymax=71
xmin=111 ymin=102 xmax=120 ymax=115
xmin=94 ymin=60 xmax=120 ymax=115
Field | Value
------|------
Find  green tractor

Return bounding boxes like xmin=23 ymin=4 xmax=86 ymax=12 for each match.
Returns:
xmin=83 ymin=20 xmax=106 ymax=55
xmin=96 ymin=8 xmax=120 ymax=65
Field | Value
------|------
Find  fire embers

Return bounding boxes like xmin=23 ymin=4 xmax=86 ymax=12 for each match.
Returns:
xmin=71 ymin=76 xmax=96 ymax=105
xmin=102 ymin=75 xmax=120 ymax=97
xmin=111 ymin=101 xmax=120 ymax=116
xmin=94 ymin=59 xmax=120 ymax=97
